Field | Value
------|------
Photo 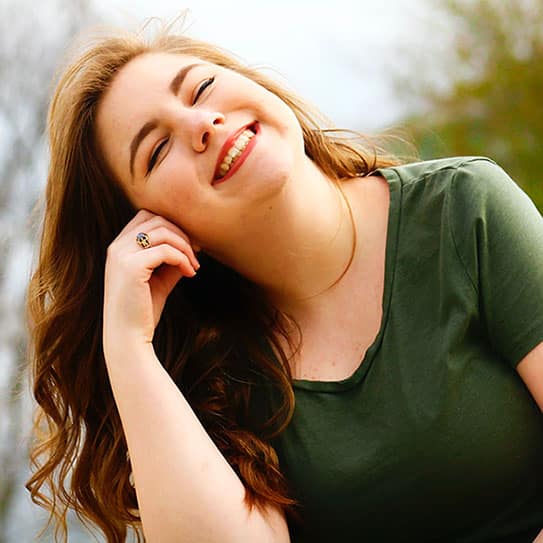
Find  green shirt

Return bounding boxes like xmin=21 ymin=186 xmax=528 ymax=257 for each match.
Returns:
xmin=269 ymin=157 xmax=543 ymax=542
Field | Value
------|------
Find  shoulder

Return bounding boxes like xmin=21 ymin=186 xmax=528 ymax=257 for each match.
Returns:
xmin=377 ymin=156 xmax=504 ymax=189
xmin=439 ymin=157 xmax=539 ymax=227
xmin=378 ymin=156 xmax=531 ymax=217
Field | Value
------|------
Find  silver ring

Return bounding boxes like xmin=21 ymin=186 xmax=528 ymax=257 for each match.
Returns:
xmin=136 ymin=232 xmax=151 ymax=249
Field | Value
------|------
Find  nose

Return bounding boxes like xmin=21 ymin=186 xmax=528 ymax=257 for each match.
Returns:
xmin=189 ymin=110 xmax=225 ymax=152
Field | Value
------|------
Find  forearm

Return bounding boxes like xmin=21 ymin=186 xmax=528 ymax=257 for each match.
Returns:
xmin=105 ymin=342 xmax=286 ymax=543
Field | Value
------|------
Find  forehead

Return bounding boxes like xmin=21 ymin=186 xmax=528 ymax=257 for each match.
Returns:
xmin=101 ymin=52 xmax=206 ymax=112
xmin=118 ymin=51 xmax=205 ymax=84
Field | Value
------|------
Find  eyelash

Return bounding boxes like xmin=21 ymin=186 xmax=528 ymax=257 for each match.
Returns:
xmin=192 ymin=76 xmax=215 ymax=105
xmin=147 ymin=139 xmax=167 ymax=174
xmin=147 ymin=76 xmax=216 ymax=174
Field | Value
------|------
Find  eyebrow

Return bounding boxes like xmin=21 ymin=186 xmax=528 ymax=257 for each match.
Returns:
xmin=170 ymin=62 xmax=203 ymax=95
xmin=128 ymin=62 xmax=204 ymax=179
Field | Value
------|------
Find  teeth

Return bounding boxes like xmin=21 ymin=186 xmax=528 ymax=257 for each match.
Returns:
xmin=217 ymin=129 xmax=255 ymax=178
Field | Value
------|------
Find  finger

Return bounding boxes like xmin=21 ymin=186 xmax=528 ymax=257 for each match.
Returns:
xmin=118 ymin=210 xmax=191 ymax=247
xmin=125 ymin=215 xmax=200 ymax=255
xmin=114 ymin=214 xmax=201 ymax=264
xmin=137 ymin=244 xmax=196 ymax=277
xmin=144 ymin=226 xmax=200 ymax=270
xmin=138 ymin=215 xmax=194 ymax=247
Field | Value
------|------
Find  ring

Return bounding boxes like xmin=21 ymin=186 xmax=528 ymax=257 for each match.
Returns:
xmin=136 ymin=232 xmax=151 ymax=249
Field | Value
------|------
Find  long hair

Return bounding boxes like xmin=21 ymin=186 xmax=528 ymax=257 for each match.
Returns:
xmin=26 ymin=19 xmax=400 ymax=543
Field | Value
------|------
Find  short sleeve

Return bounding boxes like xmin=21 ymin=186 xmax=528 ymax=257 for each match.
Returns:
xmin=448 ymin=157 xmax=543 ymax=367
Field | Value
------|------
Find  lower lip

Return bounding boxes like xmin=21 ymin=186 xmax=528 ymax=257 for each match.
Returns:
xmin=213 ymin=125 xmax=259 ymax=186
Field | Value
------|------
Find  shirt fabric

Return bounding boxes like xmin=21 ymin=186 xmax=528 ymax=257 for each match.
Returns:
xmin=266 ymin=157 xmax=543 ymax=542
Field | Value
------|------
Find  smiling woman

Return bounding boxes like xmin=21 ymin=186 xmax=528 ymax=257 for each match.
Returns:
xmin=26 ymin=14 xmax=543 ymax=543
xmin=94 ymin=49 xmax=305 ymax=256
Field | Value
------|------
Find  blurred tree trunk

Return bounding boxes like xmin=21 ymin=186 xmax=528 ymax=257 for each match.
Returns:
xmin=399 ymin=0 xmax=543 ymax=210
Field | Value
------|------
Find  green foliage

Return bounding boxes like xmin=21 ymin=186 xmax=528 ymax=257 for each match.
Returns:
xmin=403 ymin=0 xmax=543 ymax=211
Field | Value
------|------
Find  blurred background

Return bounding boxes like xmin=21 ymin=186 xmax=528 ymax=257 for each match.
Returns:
xmin=1 ymin=0 xmax=541 ymax=541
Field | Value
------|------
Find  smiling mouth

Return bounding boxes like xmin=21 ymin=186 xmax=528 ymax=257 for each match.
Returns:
xmin=213 ymin=122 xmax=258 ymax=183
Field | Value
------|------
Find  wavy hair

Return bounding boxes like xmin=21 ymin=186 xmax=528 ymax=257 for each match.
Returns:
xmin=26 ymin=18 xmax=400 ymax=543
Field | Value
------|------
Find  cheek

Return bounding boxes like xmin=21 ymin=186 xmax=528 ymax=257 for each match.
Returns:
xmin=155 ymin=156 xmax=197 ymax=202
xmin=147 ymin=171 xmax=206 ymax=231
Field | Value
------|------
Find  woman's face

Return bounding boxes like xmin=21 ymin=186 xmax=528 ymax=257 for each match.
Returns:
xmin=96 ymin=52 xmax=305 ymax=250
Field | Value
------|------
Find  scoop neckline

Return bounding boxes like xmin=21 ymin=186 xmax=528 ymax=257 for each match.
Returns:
xmin=291 ymin=167 xmax=402 ymax=392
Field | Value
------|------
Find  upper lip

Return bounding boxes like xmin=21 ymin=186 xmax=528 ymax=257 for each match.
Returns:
xmin=213 ymin=122 xmax=255 ymax=181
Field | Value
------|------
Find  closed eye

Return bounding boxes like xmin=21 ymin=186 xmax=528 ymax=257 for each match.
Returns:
xmin=147 ymin=139 xmax=168 ymax=174
xmin=192 ymin=77 xmax=215 ymax=105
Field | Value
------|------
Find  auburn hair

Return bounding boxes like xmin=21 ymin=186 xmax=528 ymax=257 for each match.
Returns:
xmin=26 ymin=18 xmax=400 ymax=543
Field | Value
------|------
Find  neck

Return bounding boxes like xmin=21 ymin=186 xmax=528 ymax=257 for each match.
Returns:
xmin=209 ymin=159 xmax=359 ymax=316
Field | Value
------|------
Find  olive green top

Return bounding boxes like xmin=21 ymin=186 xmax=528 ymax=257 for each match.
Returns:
xmin=269 ymin=157 xmax=543 ymax=542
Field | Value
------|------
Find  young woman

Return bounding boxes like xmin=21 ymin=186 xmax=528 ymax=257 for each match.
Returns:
xmin=26 ymin=21 xmax=543 ymax=543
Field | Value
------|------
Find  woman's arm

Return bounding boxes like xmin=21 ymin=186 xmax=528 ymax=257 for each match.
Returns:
xmin=516 ymin=340 xmax=543 ymax=411
xmin=105 ymin=343 xmax=289 ymax=543
xmin=517 ymin=342 xmax=543 ymax=543
xmin=103 ymin=210 xmax=289 ymax=543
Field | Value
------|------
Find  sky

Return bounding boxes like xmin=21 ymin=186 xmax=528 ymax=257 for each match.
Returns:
xmin=93 ymin=0 xmax=430 ymax=131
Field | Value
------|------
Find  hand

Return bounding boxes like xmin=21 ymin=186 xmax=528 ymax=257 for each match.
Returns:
xmin=103 ymin=210 xmax=200 ymax=358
